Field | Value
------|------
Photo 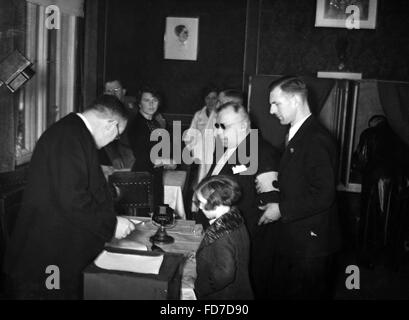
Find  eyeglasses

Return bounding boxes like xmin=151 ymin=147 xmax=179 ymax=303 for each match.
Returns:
xmin=114 ymin=123 xmax=120 ymax=140
xmin=106 ymin=88 xmax=121 ymax=94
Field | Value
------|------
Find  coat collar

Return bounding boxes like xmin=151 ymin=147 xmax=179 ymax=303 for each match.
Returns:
xmin=287 ymin=115 xmax=315 ymax=147
xmin=279 ymin=116 xmax=316 ymax=172
xmin=198 ymin=207 xmax=244 ymax=249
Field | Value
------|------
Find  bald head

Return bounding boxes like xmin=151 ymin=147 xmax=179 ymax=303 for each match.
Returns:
xmin=218 ymin=89 xmax=244 ymax=107
xmin=216 ymin=102 xmax=250 ymax=149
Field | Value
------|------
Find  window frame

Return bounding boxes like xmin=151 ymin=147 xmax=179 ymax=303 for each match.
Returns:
xmin=15 ymin=2 xmax=78 ymax=166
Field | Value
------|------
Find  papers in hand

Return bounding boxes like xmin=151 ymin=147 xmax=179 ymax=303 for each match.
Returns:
xmin=94 ymin=250 xmax=164 ymax=274
xmin=256 ymin=171 xmax=279 ymax=193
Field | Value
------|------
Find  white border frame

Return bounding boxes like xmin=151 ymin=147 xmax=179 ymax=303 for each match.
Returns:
xmin=315 ymin=0 xmax=378 ymax=29
xmin=164 ymin=17 xmax=199 ymax=61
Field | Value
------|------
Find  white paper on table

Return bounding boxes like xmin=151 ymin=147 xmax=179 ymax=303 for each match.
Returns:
xmin=109 ymin=239 xmax=148 ymax=251
xmin=94 ymin=250 xmax=164 ymax=274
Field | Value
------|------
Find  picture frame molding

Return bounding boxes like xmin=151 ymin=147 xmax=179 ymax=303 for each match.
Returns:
xmin=315 ymin=0 xmax=378 ymax=29
xmin=164 ymin=16 xmax=200 ymax=61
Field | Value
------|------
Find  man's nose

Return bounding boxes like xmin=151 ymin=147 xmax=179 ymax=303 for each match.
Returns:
xmin=270 ymin=104 xmax=277 ymax=115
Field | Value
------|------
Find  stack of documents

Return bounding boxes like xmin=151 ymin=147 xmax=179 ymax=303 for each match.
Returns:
xmin=94 ymin=250 xmax=164 ymax=274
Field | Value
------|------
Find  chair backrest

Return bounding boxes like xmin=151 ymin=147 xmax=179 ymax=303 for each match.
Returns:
xmin=108 ymin=171 xmax=154 ymax=217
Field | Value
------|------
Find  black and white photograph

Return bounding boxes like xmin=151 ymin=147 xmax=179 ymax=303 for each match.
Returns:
xmin=164 ymin=17 xmax=199 ymax=61
xmin=1 ymin=0 xmax=409 ymax=306
xmin=315 ymin=0 xmax=378 ymax=29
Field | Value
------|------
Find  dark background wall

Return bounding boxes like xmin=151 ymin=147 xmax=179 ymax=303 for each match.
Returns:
xmin=258 ymin=0 xmax=409 ymax=80
xmin=102 ymin=0 xmax=409 ymax=115
xmin=103 ymin=0 xmax=247 ymax=114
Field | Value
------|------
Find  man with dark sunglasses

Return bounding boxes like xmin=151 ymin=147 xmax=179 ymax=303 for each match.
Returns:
xmin=195 ymin=101 xmax=281 ymax=297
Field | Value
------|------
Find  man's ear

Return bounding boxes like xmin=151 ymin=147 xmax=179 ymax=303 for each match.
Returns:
xmin=240 ymin=121 xmax=249 ymax=131
xmin=293 ymin=94 xmax=303 ymax=108
xmin=123 ymin=88 xmax=127 ymax=96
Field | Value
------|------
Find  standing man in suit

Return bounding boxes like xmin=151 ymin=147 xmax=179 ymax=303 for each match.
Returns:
xmin=3 ymin=95 xmax=136 ymax=299
xmin=195 ymin=101 xmax=280 ymax=297
xmin=204 ymin=102 xmax=279 ymax=238
xmin=258 ymin=76 xmax=341 ymax=299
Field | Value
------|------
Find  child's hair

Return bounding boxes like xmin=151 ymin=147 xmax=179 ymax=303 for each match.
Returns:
xmin=195 ymin=175 xmax=242 ymax=211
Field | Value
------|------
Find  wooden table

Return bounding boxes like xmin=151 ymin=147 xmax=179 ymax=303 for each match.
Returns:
xmin=108 ymin=216 xmax=203 ymax=300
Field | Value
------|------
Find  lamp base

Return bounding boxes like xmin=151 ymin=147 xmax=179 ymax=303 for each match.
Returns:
xmin=150 ymin=226 xmax=174 ymax=244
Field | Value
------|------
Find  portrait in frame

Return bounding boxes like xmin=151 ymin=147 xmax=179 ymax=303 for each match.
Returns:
xmin=315 ymin=0 xmax=378 ymax=29
xmin=164 ymin=17 xmax=199 ymax=61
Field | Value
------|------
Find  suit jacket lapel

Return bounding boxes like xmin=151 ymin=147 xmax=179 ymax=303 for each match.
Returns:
xmin=215 ymin=134 xmax=251 ymax=176
xmin=279 ymin=116 xmax=315 ymax=173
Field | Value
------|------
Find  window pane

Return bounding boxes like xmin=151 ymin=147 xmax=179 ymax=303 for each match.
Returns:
xmin=15 ymin=3 xmax=79 ymax=164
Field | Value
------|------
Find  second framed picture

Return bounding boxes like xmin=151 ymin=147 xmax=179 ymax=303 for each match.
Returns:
xmin=164 ymin=17 xmax=199 ymax=61
xmin=315 ymin=0 xmax=378 ymax=29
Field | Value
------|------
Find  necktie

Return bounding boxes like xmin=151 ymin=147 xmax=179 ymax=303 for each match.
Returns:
xmin=284 ymin=132 xmax=290 ymax=147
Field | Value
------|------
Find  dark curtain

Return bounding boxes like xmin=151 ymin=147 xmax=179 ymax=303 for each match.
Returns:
xmin=377 ymin=81 xmax=409 ymax=147
xmin=0 ymin=87 xmax=15 ymax=173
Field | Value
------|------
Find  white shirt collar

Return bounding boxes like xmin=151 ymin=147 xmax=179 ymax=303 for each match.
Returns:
xmin=288 ymin=114 xmax=311 ymax=142
xmin=76 ymin=113 xmax=93 ymax=135
xmin=209 ymin=218 xmax=217 ymax=225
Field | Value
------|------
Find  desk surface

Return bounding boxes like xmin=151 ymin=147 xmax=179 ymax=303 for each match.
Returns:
xmin=108 ymin=216 xmax=202 ymax=299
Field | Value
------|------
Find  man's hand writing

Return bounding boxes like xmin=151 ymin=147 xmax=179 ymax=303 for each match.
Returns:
xmin=115 ymin=216 xmax=135 ymax=239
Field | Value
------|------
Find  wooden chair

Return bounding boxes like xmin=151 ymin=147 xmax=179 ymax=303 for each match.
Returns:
xmin=108 ymin=171 xmax=155 ymax=217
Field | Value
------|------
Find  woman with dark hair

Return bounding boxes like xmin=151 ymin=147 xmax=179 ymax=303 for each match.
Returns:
xmin=127 ymin=87 xmax=167 ymax=210
xmin=193 ymin=175 xmax=254 ymax=300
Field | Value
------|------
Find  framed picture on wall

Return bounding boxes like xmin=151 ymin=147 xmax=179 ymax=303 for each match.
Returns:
xmin=164 ymin=17 xmax=199 ymax=61
xmin=315 ymin=0 xmax=378 ymax=29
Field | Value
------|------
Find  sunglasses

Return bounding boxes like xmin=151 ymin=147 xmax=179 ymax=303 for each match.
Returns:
xmin=214 ymin=123 xmax=226 ymax=130
xmin=214 ymin=120 xmax=243 ymax=130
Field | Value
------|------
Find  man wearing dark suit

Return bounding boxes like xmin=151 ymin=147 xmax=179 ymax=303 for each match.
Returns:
xmin=201 ymin=102 xmax=280 ymax=237
xmin=3 ymin=95 xmax=136 ymax=299
xmin=258 ymin=76 xmax=341 ymax=299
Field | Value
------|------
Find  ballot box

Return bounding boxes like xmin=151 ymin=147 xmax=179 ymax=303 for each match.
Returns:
xmin=83 ymin=248 xmax=186 ymax=300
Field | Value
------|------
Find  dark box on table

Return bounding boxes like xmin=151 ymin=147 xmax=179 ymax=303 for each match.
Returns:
xmin=83 ymin=248 xmax=185 ymax=300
